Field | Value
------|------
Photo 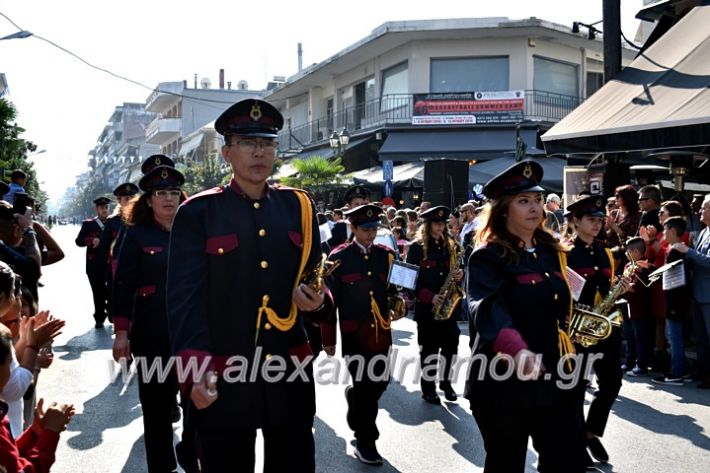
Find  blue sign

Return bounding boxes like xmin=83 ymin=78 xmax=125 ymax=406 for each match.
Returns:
xmin=383 ymin=160 xmax=394 ymax=181
xmin=384 ymin=179 xmax=393 ymax=197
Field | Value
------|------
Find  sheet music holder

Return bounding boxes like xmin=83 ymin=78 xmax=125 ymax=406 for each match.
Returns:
xmin=648 ymin=259 xmax=683 ymax=282
xmin=387 ymin=260 xmax=419 ymax=290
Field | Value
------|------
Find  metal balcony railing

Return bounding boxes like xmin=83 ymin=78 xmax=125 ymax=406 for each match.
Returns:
xmin=278 ymin=90 xmax=582 ymax=150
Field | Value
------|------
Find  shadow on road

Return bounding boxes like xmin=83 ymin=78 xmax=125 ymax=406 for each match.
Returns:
xmin=119 ymin=434 xmax=147 ymax=473
xmin=54 ymin=326 xmax=114 ymax=361
xmin=65 ymin=376 xmax=142 ymax=450
xmin=611 ymin=392 xmax=710 ymax=450
xmin=380 ymin=380 xmax=484 ymax=468
xmin=391 ymin=325 xmax=415 ymax=347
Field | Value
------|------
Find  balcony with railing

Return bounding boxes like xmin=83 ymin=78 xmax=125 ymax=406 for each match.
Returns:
xmin=145 ymin=82 xmax=183 ymax=113
xmin=146 ymin=116 xmax=181 ymax=144
xmin=278 ymin=90 xmax=582 ymax=150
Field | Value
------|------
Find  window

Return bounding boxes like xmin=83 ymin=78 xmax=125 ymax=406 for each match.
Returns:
xmin=380 ymin=62 xmax=408 ymax=113
xmin=430 ymin=57 xmax=509 ymax=93
xmin=586 ymin=71 xmax=604 ymax=97
xmin=533 ymin=56 xmax=579 ymax=97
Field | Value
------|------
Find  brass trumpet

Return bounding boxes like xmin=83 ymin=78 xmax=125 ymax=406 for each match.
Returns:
xmin=388 ymin=295 xmax=408 ymax=320
xmin=300 ymin=254 xmax=341 ymax=293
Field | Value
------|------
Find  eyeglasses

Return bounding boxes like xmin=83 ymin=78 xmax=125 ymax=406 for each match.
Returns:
xmin=638 ymin=197 xmax=651 ymax=202
xmin=229 ymin=139 xmax=278 ymax=153
xmin=153 ymin=189 xmax=181 ymax=199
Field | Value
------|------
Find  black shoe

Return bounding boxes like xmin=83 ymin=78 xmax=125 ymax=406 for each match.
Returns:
xmin=587 ymin=436 xmax=609 ymax=463
xmin=175 ymin=440 xmax=200 ymax=473
xmin=345 ymin=386 xmax=355 ymax=430
xmin=354 ymin=440 xmax=383 ymax=465
xmin=421 ymin=392 xmax=441 ymax=405
xmin=440 ymin=383 xmax=457 ymax=402
xmin=94 ymin=322 xmax=104 ymax=329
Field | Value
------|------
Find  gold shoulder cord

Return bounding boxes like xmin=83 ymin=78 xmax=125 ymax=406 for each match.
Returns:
xmin=369 ymin=249 xmax=394 ymax=343
xmin=255 ymin=191 xmax=313 ymax=343
xmin=557 ymin=251 xmax=576 ymax=370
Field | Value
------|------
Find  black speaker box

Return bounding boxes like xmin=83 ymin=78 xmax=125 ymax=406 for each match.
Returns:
xmin=423 ymin=160 xmax=469 ymax=207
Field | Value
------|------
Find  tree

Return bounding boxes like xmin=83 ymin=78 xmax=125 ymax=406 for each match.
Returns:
xmin=181 ymin=152 xmax=231 ymax=196
xmin=0 ymin=98 xmax=47 ymax=210
xmin=281 ymin=156 xmax=345 ymax=192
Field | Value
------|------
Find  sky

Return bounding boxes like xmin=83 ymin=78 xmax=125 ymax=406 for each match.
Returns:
xmin=2 ymin=0 xmax=644 ymax=208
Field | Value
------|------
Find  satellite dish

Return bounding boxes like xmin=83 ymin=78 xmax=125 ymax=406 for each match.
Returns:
xmin=238 ymin=80 xmax=249 ymax=90
xmin=200 ymin=77 xmax=212 ymax=89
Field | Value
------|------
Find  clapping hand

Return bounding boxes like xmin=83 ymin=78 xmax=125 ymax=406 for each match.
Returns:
xmin=32 ymin=398 xmax=75 ymax=434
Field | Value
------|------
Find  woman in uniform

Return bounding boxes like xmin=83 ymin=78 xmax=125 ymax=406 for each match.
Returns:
xmin=406 ymin=206 xmax=463 ymax=404
xmin=566 ymin=195 xmax=629 ymax=467
xmin=465 ymin=161 xmax=587 ymax=473
xmin=111 ymin=163 xmax=198 ymax=473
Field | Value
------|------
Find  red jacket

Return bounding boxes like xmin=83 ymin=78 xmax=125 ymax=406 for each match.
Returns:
xmin=0 ymin=413 xmax=59 ymax=473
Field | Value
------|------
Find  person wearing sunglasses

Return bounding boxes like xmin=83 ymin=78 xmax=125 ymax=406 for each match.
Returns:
xmin=111 ymin=162 xmax=197 ymax=473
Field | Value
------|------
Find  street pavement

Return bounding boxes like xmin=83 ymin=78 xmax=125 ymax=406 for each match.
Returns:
xmin=34 ymin=224 xmax=710 ymax=472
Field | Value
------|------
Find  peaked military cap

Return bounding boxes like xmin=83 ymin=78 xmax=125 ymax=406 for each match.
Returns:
xmin=343 ymin=185 xmax=370 ymax=203
xmin=566 ymin=195 xmax=606 ymax=219
xmin=420 ymin=205 xmax=450 ymax=222
xmin=93 ymin=196 xmax=112 ymax=206
xmin=113 ymin=182 xmax=140 ymax=197
xmin=141 ymin=154 xmax=175 ymax=175
xmin=483 ymin=160 xmax=544 ymax=200
xmin=215 ymin=99 xmax=284 ymax=138
xmin=344 ymin=204 xmax=382 ymax=229
xmin=139 ymin=165 xmax=185 ymax=192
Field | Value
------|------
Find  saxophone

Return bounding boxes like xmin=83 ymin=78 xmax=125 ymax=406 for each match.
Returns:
xmin=432 ymin=242 xmax=464 ymax=321
xmin=568 ymin=260 xmax=636 ymax=347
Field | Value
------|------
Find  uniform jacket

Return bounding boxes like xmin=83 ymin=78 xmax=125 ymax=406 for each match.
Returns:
xmin=405 ymin=236 xmax=459 ymax=322
xmin=465 ymin=242 xmax=573 ymax=407
xmin=321 ymin=241 xmax=397 ymax=355
xmin=74 ymin=218 xmax=107 ymax=273
xmin=566 ymin=237 xmax=613 ymax=308
xmin=166 ymin=180 xmax=333 ymax=430
xmin=97 ymin=214 xmax=124 ymax=265
xmin=112 ymin=220 xmax=170 ymax=336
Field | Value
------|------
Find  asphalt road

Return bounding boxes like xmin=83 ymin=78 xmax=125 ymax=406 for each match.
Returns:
xmin=34 ymin=224 xmax=710 ymax=472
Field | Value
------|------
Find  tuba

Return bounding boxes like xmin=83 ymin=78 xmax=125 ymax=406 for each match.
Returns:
xmin=432 ymin=243 xmax=464 ymax=321
xmin=300 ymin=254 xmax=341 ymax=293
xmin=568 ymin=260 xmax=635 ymax=347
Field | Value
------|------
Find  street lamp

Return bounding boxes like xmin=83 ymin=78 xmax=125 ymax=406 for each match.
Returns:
xmin=329 ymin=128 xmax=350 ymax=157
xmin=0 ymin=30 xmax=33 ymax=41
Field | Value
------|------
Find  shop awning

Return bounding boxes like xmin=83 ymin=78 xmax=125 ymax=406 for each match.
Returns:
xmin=542 ymin=3 xmax=710 ymax=155
xmin=179 ymin=134 xmax=204 ymax=158
xmin=351 ymin=161 xmax=424 ymax=187
xmin=378 ymin=129 xmax=540 ymax=162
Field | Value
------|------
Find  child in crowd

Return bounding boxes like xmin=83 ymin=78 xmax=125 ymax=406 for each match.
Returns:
xmin=653 ymin=217 xmax=692 ymax=386
xmin=623 ymin=237 xmax=655 ymax=376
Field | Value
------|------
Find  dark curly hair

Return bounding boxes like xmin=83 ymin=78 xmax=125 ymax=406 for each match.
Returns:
xmin=122 ymin=191 xmax=188 ymax=226
xmin=614 ymin=185 xmax=639 ymax=215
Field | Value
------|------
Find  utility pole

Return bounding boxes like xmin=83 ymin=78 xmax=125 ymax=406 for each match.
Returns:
xmin=603 ymin=0 xmax=622 ymax=82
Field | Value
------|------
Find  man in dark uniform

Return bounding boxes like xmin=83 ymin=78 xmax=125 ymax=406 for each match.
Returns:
xmin=321 ymin=204 xmax=405 ymax=465
xmin=406 ymin=206 xmax=463 ymax=404
xmin=328 ymin=186 xmax=370 ymax=247
xmin=566 ymin=195 xmax=629 ymax=467
xmin=75 ymin=196 xmax=112 ymax=328
xmin=98 ymin=182 xmax=140 ymax=323
xmin=166 ymin=98 xmax=333 ymax=473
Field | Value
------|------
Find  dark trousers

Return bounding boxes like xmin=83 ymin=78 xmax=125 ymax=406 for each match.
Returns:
xmin=196 ymin=420 xmax=315 ymax=473
xmin=472 ymin=398 xmax=587 ymax=473
xmin=87 ymin=266 xmax=108 ymax=324
xmin=345 ymin=355 xmax=389 ymax=444
xmin=416 ymin=318 xmax=460 ymax=393
xmin=132 ymin=335 xmax=178 ymax=473
xmin=577 ymin=330 xmax=623 ymax=437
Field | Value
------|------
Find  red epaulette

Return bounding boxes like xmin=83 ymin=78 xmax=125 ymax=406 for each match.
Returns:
xmin=330 ymin=242 xmax=351 ymax=255
xmin=374 ymin=243 xmax=395 ymax=254
xmin=183 ymin=186 xmax=224 ymax=204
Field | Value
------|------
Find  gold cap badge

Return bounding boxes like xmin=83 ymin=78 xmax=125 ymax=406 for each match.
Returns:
xmin=523 ymin=163 xmax=533 ymax=179
xmin=161 ymin=169 xmax=169 ymax=179
xmin=250 ymin=103 xmax=262 ymax=121
xmin=438 ymin=210 xmax=443 ymax=217
xmin=155 ymin=157 xmax=161 ymax=165
xmin=366 ymin=209 xmax=373 ymax=217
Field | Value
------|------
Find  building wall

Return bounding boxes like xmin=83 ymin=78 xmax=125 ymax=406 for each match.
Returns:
xmin=180 ymin=89 xmax=257 ymax=137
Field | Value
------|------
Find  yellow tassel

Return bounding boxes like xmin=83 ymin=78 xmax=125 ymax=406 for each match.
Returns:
xmin=558 ymin=323 xmax=576 ymax=371
xmin=557 ymin=252 xmax=575 ymax=337
xmin=254 ymin=191 xmax=313 ymax=342
xmin=370 ymin=293 xmax=391 ymax=344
